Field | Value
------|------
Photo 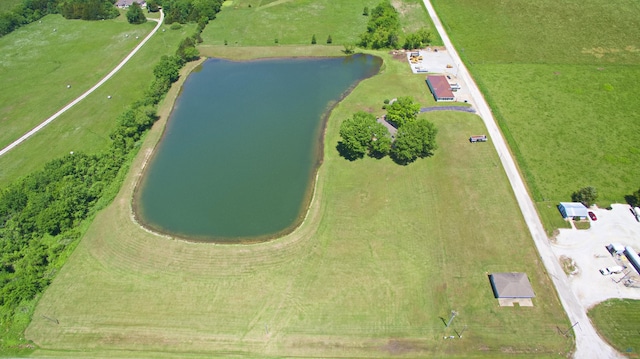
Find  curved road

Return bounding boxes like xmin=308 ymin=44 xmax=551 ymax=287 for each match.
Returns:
xmin=421 ymin=1 xmax=621 ymax=358
xmin=0 ymin=10 xmax=164 ymax=158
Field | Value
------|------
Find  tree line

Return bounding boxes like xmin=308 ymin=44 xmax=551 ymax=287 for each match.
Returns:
xmin=358 ymin=1 xmax=433 ymax=50
xmin=0 ymin=0 xmax=222 ymax=37
xmin=0 ymin=2 xmax=218 ymax=348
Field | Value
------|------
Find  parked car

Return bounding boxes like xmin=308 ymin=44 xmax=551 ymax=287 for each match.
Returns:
xmin=588 ymin=211 xmax=597 ymax=221
xmin=599 ymin=265 xmax=624 ymax=275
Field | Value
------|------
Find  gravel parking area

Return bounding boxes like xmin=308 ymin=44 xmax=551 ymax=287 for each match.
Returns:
xmin=551 ymin=204 xmax=640 ymax=309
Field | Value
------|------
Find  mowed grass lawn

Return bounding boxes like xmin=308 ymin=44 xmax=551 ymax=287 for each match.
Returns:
xmin=431 ymin=0 xmax=640 ymax=208
xmin=202 ymin=0 xmax=442 ymax=47
xmin=588 ymin=299 xmax=640 ymax=356
xmin=0 ymin=18 xmax=197 ymax=187
xmin=25 ymin=53 xmax=572 ymax=358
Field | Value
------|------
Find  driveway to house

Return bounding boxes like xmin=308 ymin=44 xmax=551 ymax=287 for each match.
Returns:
xmin=0 ymin=9 xmax=165 ymax=158
xmin=421 ymin=0 xmax=622 ymax=358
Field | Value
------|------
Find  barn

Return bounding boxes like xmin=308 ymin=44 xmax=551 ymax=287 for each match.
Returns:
xmin=426 ymin=75 xmax=454 ymax=102
xmin=489 ymin=272 xmax=535 ymax=306
xmin=558 ymin=202 xmax=588 ymax=219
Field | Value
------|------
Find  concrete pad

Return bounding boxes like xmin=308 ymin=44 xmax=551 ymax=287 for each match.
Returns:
xmin=550 ymin=204 xmax=640 ymax=309
xmin=498 ymin=298 xmax=534 ymax=307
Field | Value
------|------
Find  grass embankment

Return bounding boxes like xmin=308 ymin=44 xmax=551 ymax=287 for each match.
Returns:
xmin=431 ymin=0 xmax=640 ymax=229
xmin=0 ymin=16 xmax=196 ymax=187
xmin=588 ymin=299 xmax=640 ymax=356
xmin=25 ymin=52 xmax=572 ymax=358
xmin=202 ymin=0 xmax=442 ymax=47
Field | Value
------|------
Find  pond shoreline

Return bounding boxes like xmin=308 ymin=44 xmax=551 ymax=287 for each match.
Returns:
xmin=130 ymin=53 xmax=382 ymax=244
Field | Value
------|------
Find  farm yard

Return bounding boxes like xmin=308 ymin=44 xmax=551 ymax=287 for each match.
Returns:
xmin=2 ymin=0 xmax=639 ymax=357
xmin=25 ymin=53 xmax=573 ymax=357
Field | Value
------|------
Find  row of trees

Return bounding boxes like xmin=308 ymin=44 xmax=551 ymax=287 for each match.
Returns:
xmin=58 ymin=0 xmax=118 ymax=20
xmin=0 ymin=0 xmax=58 ymax=36
xmin=0 ymin=5 xmax=215 ymax=345
xmin=357 ymin=1 xmax=433 ymax=50
xmin=160 ymin=0 xmax=222 ymax=24
xmin=338 ymin=97 xmax=438 ymax=164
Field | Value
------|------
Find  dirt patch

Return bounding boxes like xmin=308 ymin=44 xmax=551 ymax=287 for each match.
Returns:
xmin=560 ymin=255 xmax=579 ymax=276
xmin=381 ymin=339 xmax=423 ymax=355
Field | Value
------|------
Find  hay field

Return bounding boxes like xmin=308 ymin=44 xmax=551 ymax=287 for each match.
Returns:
xmin=202 ymin=0 xmax=442 ymax=47
xmin=0 ymin=18 xmax=196 ymax=187
xmin=25 ymin=53 xmax=572 ymax=358
xmin=431 ymin=0 xmax=640 ymax=209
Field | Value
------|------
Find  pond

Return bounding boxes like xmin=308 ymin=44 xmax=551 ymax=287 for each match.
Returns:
xmin=135 ymin=54 xmax=381 ymax=242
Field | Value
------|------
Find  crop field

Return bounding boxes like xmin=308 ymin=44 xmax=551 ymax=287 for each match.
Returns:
xmin=203 ymin=0 xmax=442 ymax=47
xmin=430 ymin=0 xmax=640 ymax=211
xmin=0 ymin=17 xmax=196 ymax=187
xmin=24 ymin=52 xmax=572 ymax=358
xmin=588 ymin=299 xmax=640 ymax=355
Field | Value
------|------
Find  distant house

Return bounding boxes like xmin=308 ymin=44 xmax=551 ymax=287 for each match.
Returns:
xmin=558 ymin=202 xmax=588 ymax=219
xmin=116 ymin=0 xmax=146 ymax=9
xmin=489 ymin=272 xmax=535 ymax=306
xmin=426 ymin=75 xmax=454 ymax=102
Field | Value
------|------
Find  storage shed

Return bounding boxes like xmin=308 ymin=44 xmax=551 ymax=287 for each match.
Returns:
xmin=426 ymin=75 xmax=454 ymax=102
xmin=489 ymin=272 xmax=535 ymax=306
xmin=558 ymin=202 xmax=588 ymax=219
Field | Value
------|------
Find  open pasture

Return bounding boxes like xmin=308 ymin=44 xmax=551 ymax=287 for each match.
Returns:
xmin=431 ymin=0 xmax=640 ymax=208
xmin=26 ymin=53 xmax=571 ymax=358
xmin=203 ymin=0 xmax=441 ymax=47
xmin=0 ymin=18 xmax=197 ymax=187
xmin=0 ymin=14 xmax=154 ymax=150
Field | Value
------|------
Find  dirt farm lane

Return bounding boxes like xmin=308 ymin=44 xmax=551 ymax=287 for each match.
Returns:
xmin=0 ymin=10 xmax=165 ymax=158
xmin=422 ymin=0 xmax=622 ymax=357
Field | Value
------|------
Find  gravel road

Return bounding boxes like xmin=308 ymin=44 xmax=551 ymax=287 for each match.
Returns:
xmin=421 ymin=0 xmax=622 ymax=357
xmin=0 ymin=10 xmax=165 ymax=158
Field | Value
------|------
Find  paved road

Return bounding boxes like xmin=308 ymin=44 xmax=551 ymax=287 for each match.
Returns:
xmin=0 ymin=10 xmax=165 ymax=158
xmin=421 ymin=1 xmax=622 ymax=358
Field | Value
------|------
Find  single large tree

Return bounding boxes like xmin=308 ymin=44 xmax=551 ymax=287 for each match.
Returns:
xmin=571 ymin=186 xmax=598 ymax=207
xmin=126 ymin=2 xmax=147 ymax=24
xmin=385 ymin=96 xmax=420 ymax=128
xmin=338 ymin=111 xmax=391 ymax=160
xmin=391 ymin=118 xmax=438 ymax=164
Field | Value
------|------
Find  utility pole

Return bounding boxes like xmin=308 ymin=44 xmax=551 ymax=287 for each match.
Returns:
xmin=446 ymin=310 xmax=458 ymax=328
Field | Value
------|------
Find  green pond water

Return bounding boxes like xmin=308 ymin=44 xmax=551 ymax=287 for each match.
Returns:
xmin=136 ymin=55 xmax=381 ymax=242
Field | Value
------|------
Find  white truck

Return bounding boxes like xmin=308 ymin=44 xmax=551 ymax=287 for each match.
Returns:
xmin=599 ymin=265 xmax=625 ymax=275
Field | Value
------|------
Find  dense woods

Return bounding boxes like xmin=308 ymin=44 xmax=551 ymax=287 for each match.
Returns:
xmin=0 ymin=0 xmax=219 ymax=346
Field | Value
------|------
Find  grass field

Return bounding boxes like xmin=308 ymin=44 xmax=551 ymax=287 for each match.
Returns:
xmin=431 ymin=0 xmax=640 ymax=212
xmin=0 ymin=16 xmax=196 ymax=187
xmin=0 ymin=0 xmax=22 ymax=12
xmin=202 ymin=0 xmax=442 ymax=47
xmin=0 ymin=14 xmax=153 ymax=150
xmin=588 ymin=299 xmax=640 ymax=356
xmin=24 ymin=52 xmax=572 ymax=358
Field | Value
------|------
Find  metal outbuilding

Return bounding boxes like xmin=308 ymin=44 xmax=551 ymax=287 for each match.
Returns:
xmin=558 ymin=202 xmax=588 ymax=219
xmin=426 ymin=75 xmax=455 ymax=102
